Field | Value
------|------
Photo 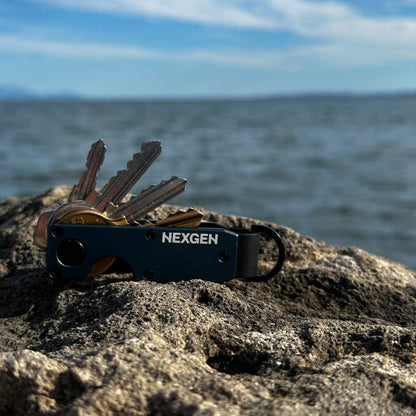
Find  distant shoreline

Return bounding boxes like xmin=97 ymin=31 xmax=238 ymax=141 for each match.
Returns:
xmin=2 ymin=91 xmax=416 ymax=103
xmin=1 ymin=84 xmax=416 ymax=103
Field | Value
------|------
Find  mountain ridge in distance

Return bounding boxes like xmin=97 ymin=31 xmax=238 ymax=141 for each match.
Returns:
xmin=0 ymin=85 xmax=79 ymax=101
xmin=1 ymin=84 xmax=416 ymax=102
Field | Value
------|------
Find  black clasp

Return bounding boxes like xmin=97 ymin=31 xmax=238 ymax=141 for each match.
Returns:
xmin=249 ymin=224 xmax=285 ymax=282
xmin=232 ymin=224 xmax=285 ymax=281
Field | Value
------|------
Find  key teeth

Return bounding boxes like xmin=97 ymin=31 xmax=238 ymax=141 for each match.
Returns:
xmin=137 ymin=177 xmax=173 ymax=196
xmin=84 ymin=139 xmax=106 ymax=181
xmin=94 ymin=140 xmax=163 ymax=211
xmin=138 ymin=176 xmax=185 ymax=196
xmin=136 ymin=176 xmax=187 ymax=198
xmin=141 ymin=140 xmax=161 ymax=151
xmin=68 ymin=139 xmax=107 ymax=202
xmin=127 ymin=142 xmax=162 ymax=169
xmin=107 ymin=176 xmax=187 ymax=221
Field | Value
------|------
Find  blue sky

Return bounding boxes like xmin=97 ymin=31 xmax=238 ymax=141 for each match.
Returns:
xmin=1 ymin=0 xmax=416 ymax=97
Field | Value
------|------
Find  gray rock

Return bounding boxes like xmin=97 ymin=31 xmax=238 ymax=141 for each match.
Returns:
xmin=0 ymin=186 xmax=416 ymax=415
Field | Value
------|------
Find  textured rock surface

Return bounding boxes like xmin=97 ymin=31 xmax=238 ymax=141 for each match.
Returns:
xmin=1 ymin=186 xmax=416 ymax=415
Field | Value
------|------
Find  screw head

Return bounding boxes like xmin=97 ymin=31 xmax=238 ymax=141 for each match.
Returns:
xmin=218 ymin=251 xmax=229 ymax=262
xmin=52 ymin=226 xmax=63 ymax=238
xmin=145 ymin=230 xmax=157 ymax=240
xmin=49 ymin=267 xmax=61 ymax=279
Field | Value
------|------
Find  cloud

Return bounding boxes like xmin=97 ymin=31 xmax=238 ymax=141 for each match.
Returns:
xmin=269 ymin=0 xmax=416 ymax=45
xmin=0 ymin=34 xmax=164 ymax=59
xmin=32 ymin=0 xmax=278 ymax=29
xmin=4 ymin=0 xmax=416 ymax=69
xmin=2 ymin=32 xmax=416 ymax=70
xmin=32 ymin=0 xmax=416 ymax=46
xmin=0 ymin=34 xmax=286 ymax=68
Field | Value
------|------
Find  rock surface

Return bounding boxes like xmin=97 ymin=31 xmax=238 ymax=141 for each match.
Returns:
xmin=1 ymin=186 xmax=416 ymax=415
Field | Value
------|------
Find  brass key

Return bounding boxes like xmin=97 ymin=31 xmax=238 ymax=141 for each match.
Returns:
xmin=147 ymin=208 xmax=204 ymax=228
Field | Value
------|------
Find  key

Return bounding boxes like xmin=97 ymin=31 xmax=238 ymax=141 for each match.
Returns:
xmin=108 ymin=176 xmax=187 ymax=223
xmin=90 ymin=141 xmax=162 ymax=212
xmin=68 ymin=139 xmax=106 ymax=202
xmin=34 ymin=140 xmax=106 ymax=248
xmin=146 ymin=208 xmax=204 ymax=228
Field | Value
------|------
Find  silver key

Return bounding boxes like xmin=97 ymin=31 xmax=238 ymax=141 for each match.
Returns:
xmin=68 ymin=139 xmax=106 ymax=202
xmin=91 ymin=141 xmax=162 ymax=212
xmin=108 ymin=176 xmax=187 ymax=223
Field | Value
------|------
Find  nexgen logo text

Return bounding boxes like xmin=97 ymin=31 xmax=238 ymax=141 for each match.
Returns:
xmin=162 ymin=232 xmax=219 ymax=245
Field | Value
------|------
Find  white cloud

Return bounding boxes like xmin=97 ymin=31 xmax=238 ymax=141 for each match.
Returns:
xmin=5 ymin=0 xmax=416 ymax=69
xmin=269 ymin=0 xmax=416 ymax=45
xmin=0 ymin=34 xmax=285 ymax=68
xmin=0 ymin=34 xmax=164 ymax=59
xmin=32 ymin=0 xmax=416 ymax=45
xmin=32 ymin=0 xmax=278 ymax=29
xmin=2 ymin=32 xmax=416 ymax=70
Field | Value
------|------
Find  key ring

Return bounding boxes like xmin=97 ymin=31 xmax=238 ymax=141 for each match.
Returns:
xmin=249 ymin=224 xmax=285 ymax=282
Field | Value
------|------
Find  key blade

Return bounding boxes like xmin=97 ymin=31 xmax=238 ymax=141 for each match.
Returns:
xmin=108 ymin=176 xmax=187 ymax=222
xmin=68 ymin=139 xmax=106 ymax=202
xmin=94 ymin=141 xmax=162 ymax=212
xmin=146 ymin=208 xmax=204 ymax=228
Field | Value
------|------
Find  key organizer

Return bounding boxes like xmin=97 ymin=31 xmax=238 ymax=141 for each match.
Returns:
xmin=35 ymin=139 xmax=285 ymax=282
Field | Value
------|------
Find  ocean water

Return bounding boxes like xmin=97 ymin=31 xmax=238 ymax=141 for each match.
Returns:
xmin=1 ymin=96 xmax=416 ymax=268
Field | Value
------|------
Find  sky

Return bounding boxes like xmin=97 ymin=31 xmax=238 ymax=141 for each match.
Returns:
xmin=1 ymin=0 xmax=416 ymax=98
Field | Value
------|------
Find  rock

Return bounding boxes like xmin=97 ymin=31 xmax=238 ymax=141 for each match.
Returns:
xmin=0 ymin=186 xmax=416 ymax=415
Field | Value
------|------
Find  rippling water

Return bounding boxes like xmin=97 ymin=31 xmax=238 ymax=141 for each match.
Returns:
xmin=1 ymin=96 xmax=416 ymax=268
